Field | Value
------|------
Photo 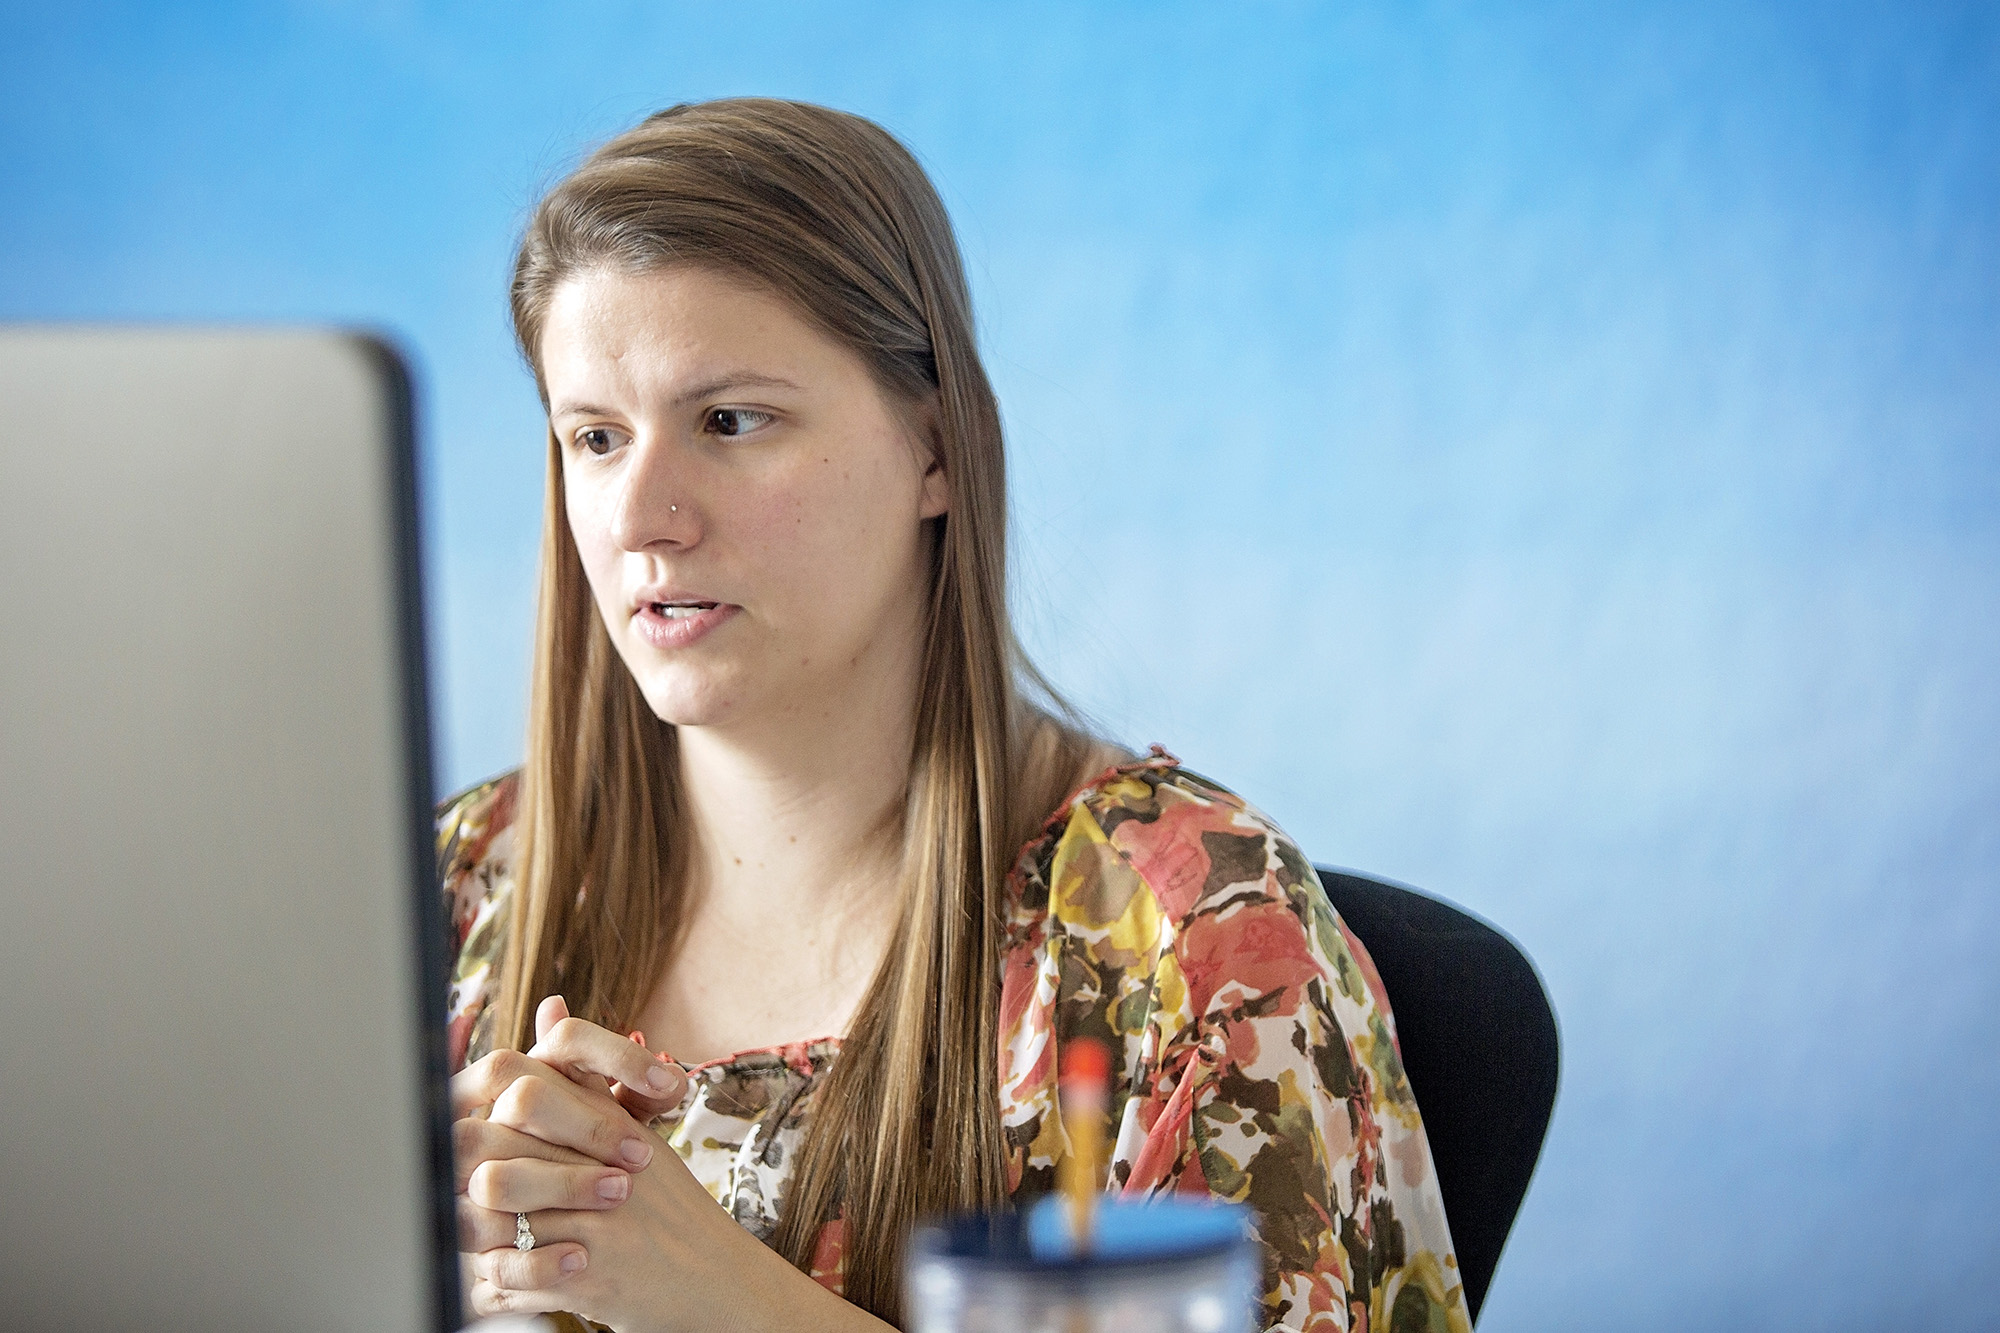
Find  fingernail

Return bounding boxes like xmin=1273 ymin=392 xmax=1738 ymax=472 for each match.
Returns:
xmin=645 ymin=1064 xmax=678 ymax=1093
xmin=596 ymin=1173 xmax=630 ymax=1201
xmin=561 ymin=1250 xmax=587 ymax=1274
xmin=619 ymin=1137 xmax=653 ymax=1168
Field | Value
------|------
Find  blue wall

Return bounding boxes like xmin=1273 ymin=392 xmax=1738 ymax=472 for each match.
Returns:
xmin=5 ymin=4 xmax=1994 ymax=1327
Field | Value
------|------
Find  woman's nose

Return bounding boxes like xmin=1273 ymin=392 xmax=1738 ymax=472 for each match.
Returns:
xmin=607 ymin=436 xmax=699 ymax=553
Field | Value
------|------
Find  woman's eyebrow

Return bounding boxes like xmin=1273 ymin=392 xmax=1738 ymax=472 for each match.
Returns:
xmin=669 ymin=371 xmax=802 ymax=407
xmin=548 ymin=399 xmax=619 ymax=421
xmin=548 ymin=373 xmax=802 ymax=422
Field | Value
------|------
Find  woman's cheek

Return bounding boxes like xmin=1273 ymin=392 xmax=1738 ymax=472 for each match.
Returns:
xmin=738 ymin=483 xmax=826 ymax=585
xmin=565 ymin=484 xmax=618 ymax=583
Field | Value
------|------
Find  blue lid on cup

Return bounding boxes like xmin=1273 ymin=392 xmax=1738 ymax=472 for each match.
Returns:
xmin=912 ymin=1196 xmax=1254 ymax=1274
xmin=1027 ymin=1195 xmax=1252 ymax=1263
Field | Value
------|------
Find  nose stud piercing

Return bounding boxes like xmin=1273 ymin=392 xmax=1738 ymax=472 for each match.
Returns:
xmin=670 ymin=505 xmax=678 ymax=513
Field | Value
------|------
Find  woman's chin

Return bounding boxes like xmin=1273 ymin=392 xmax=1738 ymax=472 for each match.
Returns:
xmin=643 ymin=698 xmax=731 ymax=730
xmin=635 ymin=678 xmax=740 ymax=731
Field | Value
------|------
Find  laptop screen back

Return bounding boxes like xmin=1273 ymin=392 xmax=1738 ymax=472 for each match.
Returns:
xmin=0 ymin=328 xmax=461 ymax=1332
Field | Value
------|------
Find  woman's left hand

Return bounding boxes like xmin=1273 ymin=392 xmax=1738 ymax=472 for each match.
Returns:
xmin=454 ymin=1007 xmax=868 ymax=1331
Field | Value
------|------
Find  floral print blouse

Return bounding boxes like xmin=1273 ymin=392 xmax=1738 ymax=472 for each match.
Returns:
xmin=438 ymin=749 xmax=1470 ymax=1332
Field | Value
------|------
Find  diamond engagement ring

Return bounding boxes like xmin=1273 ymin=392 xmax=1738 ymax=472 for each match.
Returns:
xmin=515 ymin=1212 xmax=536 ymax=1252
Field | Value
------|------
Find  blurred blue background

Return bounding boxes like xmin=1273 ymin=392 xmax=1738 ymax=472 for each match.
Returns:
xmin=5 ymin=2 xmax=1994 ymax=1327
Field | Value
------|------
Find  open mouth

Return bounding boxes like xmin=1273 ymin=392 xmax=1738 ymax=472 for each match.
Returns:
xmin=652 ymin=600 xmax=720 ymax=620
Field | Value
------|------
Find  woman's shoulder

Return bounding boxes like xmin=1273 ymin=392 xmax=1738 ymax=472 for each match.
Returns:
xmin=437 ymin=770 xmax=522 ymax=869
xmin=435 ymin=770 xmax=522 ymax=1070
xmin=1007 ymin=746 xmax=1396 ymax=1026
xmin=1011 ymin=746 xmax=1327 ymax=932
xmin=437 ymin=771 xmax=523 ymax=927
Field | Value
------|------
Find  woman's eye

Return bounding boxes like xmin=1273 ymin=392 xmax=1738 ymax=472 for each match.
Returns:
xmin=576 ymin=426 xmax=629 ymax=456
xmin=705 ymin=407 xmax=773 ymax=438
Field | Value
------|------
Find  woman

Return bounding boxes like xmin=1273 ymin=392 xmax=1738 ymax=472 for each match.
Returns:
xmin=440 ymin=98 xmax=1468 ymax=1333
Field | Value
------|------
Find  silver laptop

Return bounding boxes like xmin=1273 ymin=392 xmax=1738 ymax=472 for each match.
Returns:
xmin=0 ymin=328 xmax=461 ymax=1331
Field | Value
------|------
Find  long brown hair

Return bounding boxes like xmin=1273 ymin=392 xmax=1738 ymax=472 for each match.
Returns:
xmin=496 ymin=98 xmax=1103 ymax=1324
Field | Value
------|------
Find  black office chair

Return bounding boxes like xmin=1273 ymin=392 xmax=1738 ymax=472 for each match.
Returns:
xmin=1313 ymin=866 xmax=1559 ymax=1325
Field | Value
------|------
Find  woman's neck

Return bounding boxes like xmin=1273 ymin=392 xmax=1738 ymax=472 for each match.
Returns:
xmin=675 ymin=723 xmax=908 ymax=926
xmin=635 ymin=667 xmax=915 ymax=1063
xmin=670 ymin=611 xmax=924 ymax=949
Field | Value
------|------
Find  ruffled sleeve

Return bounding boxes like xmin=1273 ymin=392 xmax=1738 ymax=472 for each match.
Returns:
xmin=434 ymin=771 xmax=520 ymax=1074
xmin=1009 ymin=759 xmax=1470 ymax=1333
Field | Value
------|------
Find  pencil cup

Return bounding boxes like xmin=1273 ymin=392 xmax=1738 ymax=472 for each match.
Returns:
xmin=904 ymin=1195 xmax=1261 ymax=1333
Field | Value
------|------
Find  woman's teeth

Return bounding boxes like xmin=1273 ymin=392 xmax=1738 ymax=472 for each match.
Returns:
xmin=656 ymin=602 xmax=716 ymax=619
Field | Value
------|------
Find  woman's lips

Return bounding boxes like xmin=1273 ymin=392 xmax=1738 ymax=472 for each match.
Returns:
xmin=630 ymin=601 xmax=740 ymax=650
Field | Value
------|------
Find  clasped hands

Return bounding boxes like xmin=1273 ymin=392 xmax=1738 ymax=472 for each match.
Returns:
xmin=452 ymin=996 xmax=775 ymax=1329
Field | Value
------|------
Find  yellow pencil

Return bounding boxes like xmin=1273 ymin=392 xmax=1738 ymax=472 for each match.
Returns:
xmin=1058 ymin=1038 xmax=1111 ymax=1255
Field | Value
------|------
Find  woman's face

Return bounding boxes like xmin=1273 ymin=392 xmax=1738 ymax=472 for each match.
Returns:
xmin=539 ymin=265 xmax=948 ymax=734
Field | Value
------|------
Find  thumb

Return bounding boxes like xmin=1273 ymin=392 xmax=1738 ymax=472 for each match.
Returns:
xmin=535 ymin=994 xmax=569 ymax=1044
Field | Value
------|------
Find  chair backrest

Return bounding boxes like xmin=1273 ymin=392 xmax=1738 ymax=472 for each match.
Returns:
xmin=1313 ymin=866 xmax=1558 ymax=1325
